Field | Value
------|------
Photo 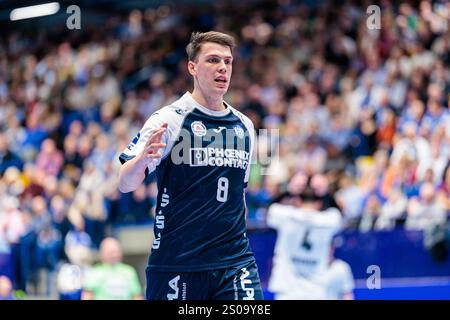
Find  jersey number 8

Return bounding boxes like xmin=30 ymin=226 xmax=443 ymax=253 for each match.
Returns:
xmin=216 ymin=177 xmax=229 ymax=202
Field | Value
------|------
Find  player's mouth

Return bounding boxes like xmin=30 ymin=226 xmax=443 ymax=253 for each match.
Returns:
xmin=214 ymin=76 xmax=228 ymax=87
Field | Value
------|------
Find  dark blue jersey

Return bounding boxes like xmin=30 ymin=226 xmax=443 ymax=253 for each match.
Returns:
xmin=119 ymin=92 xmax=256 ymax=271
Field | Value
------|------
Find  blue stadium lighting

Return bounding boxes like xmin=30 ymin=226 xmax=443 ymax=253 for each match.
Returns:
xmin=10 ymin=2 xmax=60 ymax=21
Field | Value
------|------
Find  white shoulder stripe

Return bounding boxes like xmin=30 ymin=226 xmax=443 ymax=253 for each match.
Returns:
xmin=228 ymin=105 xmax=255 ymax=134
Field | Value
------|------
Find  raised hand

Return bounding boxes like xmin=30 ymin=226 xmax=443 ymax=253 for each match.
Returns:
xmin=142 ymin=123 xmax=168 ymax=159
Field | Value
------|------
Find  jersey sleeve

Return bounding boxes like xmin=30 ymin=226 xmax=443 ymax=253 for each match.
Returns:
xmin=242 ymin=114 xmax=256 ymax=188
xmin=119 ymin=105 xmax=185 ymax=175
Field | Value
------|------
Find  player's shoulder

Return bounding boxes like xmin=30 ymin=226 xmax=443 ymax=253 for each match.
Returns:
xmin=149 ymin=96 xmax=194 ymax=119
xmin=141 ymin=95 xmax=195 ymax=132
xmin=167 ymin=94 xmax=197 ymax=115
xmin=227 ymin=103 xmax=255 ymax=130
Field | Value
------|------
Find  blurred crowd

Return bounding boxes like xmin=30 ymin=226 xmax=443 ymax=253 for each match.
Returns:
xmin=0 ymin=0 xmax=449 ymax=298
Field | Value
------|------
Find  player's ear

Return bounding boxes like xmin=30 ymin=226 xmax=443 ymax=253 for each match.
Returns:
xmin=188 ymin=60 xmax=197 ymax=76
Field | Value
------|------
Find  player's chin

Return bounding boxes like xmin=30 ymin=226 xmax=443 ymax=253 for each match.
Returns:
xmin=212 ymin=83 xmax=229 ymax=94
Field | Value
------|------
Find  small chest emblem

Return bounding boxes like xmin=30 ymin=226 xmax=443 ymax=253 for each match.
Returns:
xmin=234 ymin=125 xmax=245 ymax=139
xmin=191 ymin=121 xmax=207 ymax=137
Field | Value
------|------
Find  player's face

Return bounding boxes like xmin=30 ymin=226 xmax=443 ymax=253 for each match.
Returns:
xmin=189 ymin=42 xmax=233 ymax=96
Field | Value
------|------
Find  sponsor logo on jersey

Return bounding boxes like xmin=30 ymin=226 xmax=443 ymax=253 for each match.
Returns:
xmin=152 ymin=232 xmax=161 ymax=249
xmin=161 ymin=188 xmax=169 ymax=207
xmin=167 ymin=275 xmax=180 ymax=300
xmin=240 ymin=268 xmax=255 ymax=300
xmin=127 ymin=132 xmax=140 ymax=150
xmin=189 ymin=147 xmax=249 ymax=169
xmin=152 ymin=188 xmax=169 ymax=250
xmin=213 ymin=126 xmax=227 ymax=133
xmin=191 ymin=121 xmax=207 ymax=137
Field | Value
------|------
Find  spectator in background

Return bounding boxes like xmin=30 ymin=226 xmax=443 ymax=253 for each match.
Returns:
xmin=68 ymin=190 xmax=106 ymax=248
xmin=21 ymin=113 xmax=48 ymax=161
xmin=397 ymin=98 xmax=425 ymax=131
xmin=311 ymin=173 xmax=338 ymax=210
xmin=335 ymin=173 xmax=365 ymax=228
xmin=0 ymin=133 xmax=23 ymax=175
xmin=31 ymin=196 xmax=62 ymax=297
xmin=0 ymin=198 xmax=16 ymax=284
xmin=325 ymin=114 xmax=351 ymax=159
xmin=57 ymin=249 xmax=92 ymax=300
xmin=35 ymin=139 xmax=64 ymax=177
xmin=62 ymin=134 xmax=83 ymax=177
xmin=405 ymin=182 xmax=447 ymax=230
xmin=77 ymin=160 xmax=104 ymax=193
xmin=381 ymin=154 xmax=418 ymax=199
xmin=57 ymin=213 xmax=93 ymax=300
xmin=391 ymin=121 xmax=431 ymax=171
xmin=88 ymin=133 xmax=116 ymax=176
xmin=376 ymin=188 xmax=408 ymax=230
xmin=297 ymin=135 xmax=327 ymax=175
xmin=64 ymin=210 xmax=93 ymax=262
xmin=416 ymin=138 xmax=448 ymax=184
xmin=376 ymin=107 xmax=396 ymax=150
xmin=358 ymin=149 xmax=389 ymax=197
xmin=421 ymin=94 xmax=447 ymax=137
xmin=20 ymin=165 xmax=45 ymax=203
xmin=358 ymin=194 xmax=382 ymax=233
xmin=82 ymin=237 xmax=143 ymax=300
xmin=436 ymin=165 xmax=450 ymax=212
xmin=0 ymin=196 xmax=27 ymax=289
xmin=3 ymin=115 xmax=27 ymax=159
xmin=42 ymin=174 xmax=59 ymax=203
xmin=76 ymin=134 xmax=93 ymax=163
xmin=346 ymin=109 xmax=377 ymax=161
xmin=49 ymin=195 xmax=71 ymax=246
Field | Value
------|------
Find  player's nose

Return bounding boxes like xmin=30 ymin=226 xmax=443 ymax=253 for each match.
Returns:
xmin=218 ymin=60 xmax=226 ymax=73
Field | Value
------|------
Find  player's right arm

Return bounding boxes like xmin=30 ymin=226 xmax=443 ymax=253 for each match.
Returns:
xmin=118 ymin=123 xmax=167 ymax=193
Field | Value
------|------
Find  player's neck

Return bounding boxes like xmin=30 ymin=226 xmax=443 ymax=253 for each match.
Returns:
xmin=191 ymin=88 xmax=225 ymax=111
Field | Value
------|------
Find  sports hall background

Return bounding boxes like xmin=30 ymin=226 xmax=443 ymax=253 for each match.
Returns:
xmin=0 ymin=0 xmax=449 ymax=299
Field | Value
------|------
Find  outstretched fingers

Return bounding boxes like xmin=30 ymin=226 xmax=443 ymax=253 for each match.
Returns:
xmin=148 ymin=124 xmax=168 ymax=144
xmin=144 ymin=123 xmax=169 ymax=157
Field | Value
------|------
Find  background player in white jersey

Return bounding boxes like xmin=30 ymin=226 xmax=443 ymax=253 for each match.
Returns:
xmin=267 ymin=180 xmax=354 ymax=300
xmin=118 ymin=31 xmax=263 ymax=300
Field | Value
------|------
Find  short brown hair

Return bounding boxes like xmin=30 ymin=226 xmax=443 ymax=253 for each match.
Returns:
xmin=186 ymin=31 xmax=235 ymax=62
